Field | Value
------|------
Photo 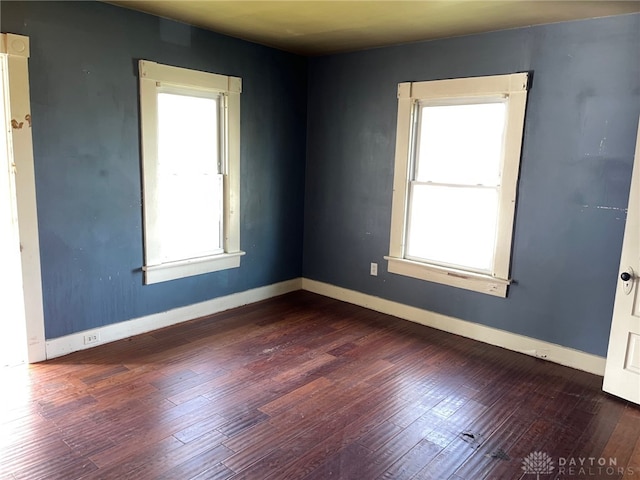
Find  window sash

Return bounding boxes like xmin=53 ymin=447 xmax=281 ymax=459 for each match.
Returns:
xmin=156 ymin=85 xmax=226 ymax=174
xmin=404 ymin=97 xmax=508 ymax=274
xmin=154 ymin=89 xmax=224 ymax=264
xmin=413 ymin=99 xmax=508 ymax=187
xmin=405 ymin=182 xmax=500 ymax=274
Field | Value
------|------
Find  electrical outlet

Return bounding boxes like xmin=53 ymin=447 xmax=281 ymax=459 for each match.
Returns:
xmin=370 ymin=262 xmax=378 ymax=276
xmin=83 ymin=333 xmax=100 ymax=345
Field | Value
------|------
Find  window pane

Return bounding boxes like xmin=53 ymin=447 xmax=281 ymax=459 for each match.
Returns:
xmin=406 ymin=184 xmax=498 ymax=272
xmin=415 ymin=102 xmax=506 ymax=186
xmin=156 ymin=92 xmax=222 ymax=262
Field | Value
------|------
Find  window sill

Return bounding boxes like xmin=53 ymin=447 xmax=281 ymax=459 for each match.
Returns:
xmin=384 ymin=256 xmax=510 ymax=297
xmin=143 ymin=251 xmax=245 ymax=285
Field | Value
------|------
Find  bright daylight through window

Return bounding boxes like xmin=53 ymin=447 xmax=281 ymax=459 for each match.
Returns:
xmin=139 ymin=60 xmax=244 ymax=284
xmin=386 ymin=73 xmax=529 ymax=297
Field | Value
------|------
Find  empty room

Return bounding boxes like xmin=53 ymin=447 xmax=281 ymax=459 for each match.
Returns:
xmin=1 ymin=1 xmax=639 ymax=479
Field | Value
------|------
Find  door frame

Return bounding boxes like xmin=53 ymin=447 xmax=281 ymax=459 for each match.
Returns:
xmin=1 ymin=33 xmax=46 ymax=363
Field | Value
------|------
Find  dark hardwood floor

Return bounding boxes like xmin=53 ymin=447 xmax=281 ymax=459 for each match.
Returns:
xmin=1 ymin=291 xmax=639 ymax=480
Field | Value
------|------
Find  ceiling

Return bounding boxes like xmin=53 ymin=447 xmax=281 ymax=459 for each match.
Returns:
xmin=107 ymin=1 xmax=640 ymax=55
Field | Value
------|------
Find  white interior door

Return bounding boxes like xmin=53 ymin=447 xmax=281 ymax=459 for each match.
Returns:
xmin=603 ymin=119 xmax=640 ymax=404
xmin=0 ymin=55 xmax=28 ymax=367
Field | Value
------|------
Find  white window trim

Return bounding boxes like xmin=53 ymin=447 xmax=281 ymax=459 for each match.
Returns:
xmin=386 ymin=73 xmax=529 ymax=297
xmin=139 ymin=60 xmax=244 ymax=284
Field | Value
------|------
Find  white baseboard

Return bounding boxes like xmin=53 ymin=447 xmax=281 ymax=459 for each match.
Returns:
xmin=45 ymin=278 xmax=302 ymax=360
xmin=301 ymin=278 xmax=606 ymax=376
xmin=44 ymin=275 xmax=606 ymax=377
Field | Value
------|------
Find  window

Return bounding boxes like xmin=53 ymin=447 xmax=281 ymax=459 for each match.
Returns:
xmin=386 ymin=73 xmax=529 ymax=297
xmin=139 ymin=60 xmax=244 ymax=284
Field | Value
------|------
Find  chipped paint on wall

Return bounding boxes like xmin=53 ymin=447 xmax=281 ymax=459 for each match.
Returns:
xmin=595 ymin=205 xmax=627 ymax=212
xmin=580 ymin=204 xmax=628 ymax=214
xmin=10 ymin=114 xmax=31 ymax=129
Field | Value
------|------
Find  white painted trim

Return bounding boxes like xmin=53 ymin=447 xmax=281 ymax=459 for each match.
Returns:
xmin=143 ymin=251 xmax=246 ymax=285
xmin=1 ymin=34 xmax=46 ymax=363
xmin=301 ymin=278 xmax=606 ymax=376
xmin=385 ymin=256 xmax=508 ymax=297
xmin=45 ymin=278 xmax=302 ymax=360
xmin=409 ymin=72 xmax=528 ymax=99
xmin=44 ymin=275 xmax=606 ymax=376
xmin=139 ymin=60 xmax=241 ymax=93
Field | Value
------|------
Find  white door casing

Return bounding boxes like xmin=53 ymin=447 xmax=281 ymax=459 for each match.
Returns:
xmin=0 ymin=53 xmax=28 ymax=365
xmin=0 ymin=34 xmax=46 ymax=363
xmin=603 ymin=118 xmax=640 ymax=404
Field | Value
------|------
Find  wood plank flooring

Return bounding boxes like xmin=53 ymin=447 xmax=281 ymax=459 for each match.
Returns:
xmin=1 ymin=291 xmax=639 ymax=479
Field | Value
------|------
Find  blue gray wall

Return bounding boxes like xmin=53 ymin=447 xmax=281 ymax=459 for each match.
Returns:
xmin=1 ymin=1 xmax=307 ymax=339
xmin=304 ymin=14 xmax=640 ymax=357
xmin=2 ymin=1 xmax=638 ymax=357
